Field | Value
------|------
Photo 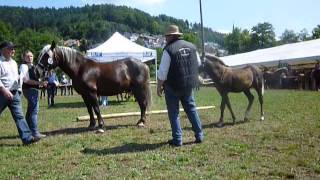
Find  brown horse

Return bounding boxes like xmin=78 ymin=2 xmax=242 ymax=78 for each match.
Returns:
xmin=263 ymin=67 xmax=288 ymax=89
xmin=35 ymin=41 xmax=152 ymax=131
xmin=203 ymin=54 xmax=265 ymax=127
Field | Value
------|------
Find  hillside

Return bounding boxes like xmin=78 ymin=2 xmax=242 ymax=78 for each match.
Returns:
xmin=0 ymin=4 xmax=225 ymax=47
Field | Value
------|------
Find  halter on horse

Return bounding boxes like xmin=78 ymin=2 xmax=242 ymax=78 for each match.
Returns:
xmin=35 ymin=41 xmax=152 ymax=131
xmin=202 ymin=54 xmax=265 ymax=127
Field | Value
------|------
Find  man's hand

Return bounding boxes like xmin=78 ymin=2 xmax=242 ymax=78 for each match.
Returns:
xmin=40 ymin=81 xmax=48 ymax=88
xmin=0 ymin=87 xmax=13 ymax=102
xmin=157 ymin=79 xmax=164 ymax=97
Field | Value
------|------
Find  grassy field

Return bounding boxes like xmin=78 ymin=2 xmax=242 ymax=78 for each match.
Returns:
xmin=0 ymin=86 xmax=319 ymax=179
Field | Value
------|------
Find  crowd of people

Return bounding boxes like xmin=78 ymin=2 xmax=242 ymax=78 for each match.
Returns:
xmin=0 ymin=24 xmax=204 ymax=147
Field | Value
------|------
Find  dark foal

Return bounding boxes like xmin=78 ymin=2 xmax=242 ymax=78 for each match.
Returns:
xmin=203 ymin=54 xmax=265 ymax=127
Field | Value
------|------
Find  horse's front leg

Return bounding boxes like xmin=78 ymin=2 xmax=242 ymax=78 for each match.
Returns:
xmin=91 ymin=98 xmax=105 ymax=131
xmin=82 ymin=95 xmax=96 ymax=129
xmin=224 ymin=95 xmax=236 ymax=124
xmin=216 ymin=96 xmax=227 ymax=128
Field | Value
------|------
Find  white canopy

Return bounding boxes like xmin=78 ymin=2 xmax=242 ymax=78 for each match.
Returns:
xmin=220 ymin=38 xmax=320 ymax=67
xmin=87 ymin=32 xmax=157 ymax=63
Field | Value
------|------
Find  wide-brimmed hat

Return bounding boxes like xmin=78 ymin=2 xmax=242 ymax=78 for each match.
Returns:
xmin=0 ymin=41 xmax=16 ymax=50
xmin=165 ymin=25 xmax=183 ymax=36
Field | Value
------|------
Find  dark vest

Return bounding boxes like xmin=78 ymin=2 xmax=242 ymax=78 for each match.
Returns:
xmin=22 ymin=64 xmax=39 ymax=89
xmin=164 ymin=39 xmax=199 ymax=91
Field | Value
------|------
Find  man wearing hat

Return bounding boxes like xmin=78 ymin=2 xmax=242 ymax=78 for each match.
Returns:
xmin=157 ymin=25 xmax=204 ymax=146
xmin=0 ymin=41 xmax=40 ymax=145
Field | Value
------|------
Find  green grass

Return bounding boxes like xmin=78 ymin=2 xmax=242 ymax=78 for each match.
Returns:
xmin=0 ymin=86 xmax=319 ymax=179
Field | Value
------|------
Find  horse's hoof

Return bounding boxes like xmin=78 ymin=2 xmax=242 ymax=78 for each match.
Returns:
xmin=96 ymin=128 xmax=105 ymax=133
xmin=260 ymin=116 xmax=265 ymax=121
xmin=244 ymin=118 xmax=249 ymax=122
xmin=88 ymin=125 xmax=96 ymax=130
xmin=137 ymin=122 xmax=145 ymax=128
xmin=214 ymin=122 xmax=224 ymax=128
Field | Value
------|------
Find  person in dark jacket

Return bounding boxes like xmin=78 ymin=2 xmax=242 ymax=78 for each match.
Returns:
xmin=20 ymin=50 xmax=47 ymax=139
xmin=157 ymin=25 xmax=204 ymax=147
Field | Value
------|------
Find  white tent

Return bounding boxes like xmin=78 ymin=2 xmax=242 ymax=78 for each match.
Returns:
xmin=87 ymin=32 xmax=156 ymax=63
xmin=87 ymin=32 xmax=157 ymax=79
xmin=220 ymin=38 xmax=320 ymax=67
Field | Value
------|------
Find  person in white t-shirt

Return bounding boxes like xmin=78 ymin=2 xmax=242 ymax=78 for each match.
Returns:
xmin=0 ymin=41 xmax=40 ymax=145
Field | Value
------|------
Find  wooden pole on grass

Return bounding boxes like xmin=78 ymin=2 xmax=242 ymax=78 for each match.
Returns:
xmin=76 ymin=106 xmax=215 ymax=121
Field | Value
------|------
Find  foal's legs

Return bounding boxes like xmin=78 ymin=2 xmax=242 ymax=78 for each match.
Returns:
xmin=216 ymin=92 xmax=241 ymax=127
xmin=216 ymin=94 xmax=228 ymax=128
xmin=243 ymin=90 xmax=254 ymax=121
xmin=224 ymin=95 xmax=236 ymax=124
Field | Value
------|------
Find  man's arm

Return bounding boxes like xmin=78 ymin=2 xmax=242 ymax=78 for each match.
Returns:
xmin=157 ymin=50 xmax=171 ymax=97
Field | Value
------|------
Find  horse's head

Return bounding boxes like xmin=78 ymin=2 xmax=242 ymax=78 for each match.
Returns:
xmin=35 ymin=41 xmax=58 ymax=79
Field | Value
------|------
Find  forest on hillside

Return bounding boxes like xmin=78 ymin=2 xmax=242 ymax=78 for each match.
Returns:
xmin=0 ymin=3 xmax=319 ymax=60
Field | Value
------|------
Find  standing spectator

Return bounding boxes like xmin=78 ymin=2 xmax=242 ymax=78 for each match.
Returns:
xmin=0 ymin=41 xmax=40 ymax=145
xmin=67 ymin=78 xmax=73 ymax=95
xmin=100 ymin=96 xmax=108 ymax=107
xmin=157 ymin=25 xmax=204 ymax=147
xmin=60 ymin=74 xmax=68 ymax=96
xmin=20 ymin=50 xmax=47 ymax=139
xmin=47 ymin=69 xmax=58 ymax=107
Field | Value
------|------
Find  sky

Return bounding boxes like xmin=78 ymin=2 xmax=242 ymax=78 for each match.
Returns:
xmin=0 ymin=0 xmax=319 ymax=37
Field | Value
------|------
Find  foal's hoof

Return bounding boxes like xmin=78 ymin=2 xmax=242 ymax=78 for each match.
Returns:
xmin=96 ymin=128 xmax=105 ymax=133
xmin=214 ymin=122 xmax=224 ymax=128
xmin=137 ymin=122 xmax=145 ymax=128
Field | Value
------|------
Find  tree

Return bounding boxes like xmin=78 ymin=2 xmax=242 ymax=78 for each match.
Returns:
xmin=239 ymin=29 xmax=252 ymax=52
xmin=312 ymin=25 xmax=320 ymax=39
xmin=224 ymin=26 xmax=242 ymax=54
xmin=0 ymin=20 xmax=13 ymax=42
xmin=280 ymin=29 xmax=298 ymax=44
xmin=298 ymin=28 xmax=310 ymax=41
xmin=183 ymin=32 xmax=201 ymax=50
xmin=250 ymin=22 xmax=276 ymax=50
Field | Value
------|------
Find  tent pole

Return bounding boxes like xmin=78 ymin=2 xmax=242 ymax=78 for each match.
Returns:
xmin=155 ymin=56 xmax=158 ymax=82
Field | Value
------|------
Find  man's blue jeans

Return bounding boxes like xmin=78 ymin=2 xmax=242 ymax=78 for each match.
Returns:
xmin=23 ymin=88 xmax=40 ymax=136
xmin=164 ymin=85 xmax=204 ymax=145
xmin=0 ymin=91 xmax=33 ymax=144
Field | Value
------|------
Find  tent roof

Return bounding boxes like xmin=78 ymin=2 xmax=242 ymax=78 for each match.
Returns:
xmin=220 ymin=38 xmax=320 ymax=67
xmin=87 ymin=32 xmax=154 ymax=54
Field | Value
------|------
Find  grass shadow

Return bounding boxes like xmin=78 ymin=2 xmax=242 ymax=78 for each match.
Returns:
xmin=81 ymin=142 xmax=167 ymax=155
xmin=0 ymin=135 xmax=19 ymax=140
xmin=44 ymin=127 xmax=93 ymax=136
xmin=43 ymin=124 xmax=137 ymax=137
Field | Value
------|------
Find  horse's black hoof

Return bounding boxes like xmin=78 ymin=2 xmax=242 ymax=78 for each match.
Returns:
xmin=214 ymin=122 xmax=224 ymax=128
xmin=88 ymin=124 xmax=96 ymax=130
xmin=98 ymin=124 xmax=104 ymax=129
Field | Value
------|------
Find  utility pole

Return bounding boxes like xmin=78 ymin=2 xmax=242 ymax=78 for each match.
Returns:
xmin=199 ymin=0 xmax=205 ymax=60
